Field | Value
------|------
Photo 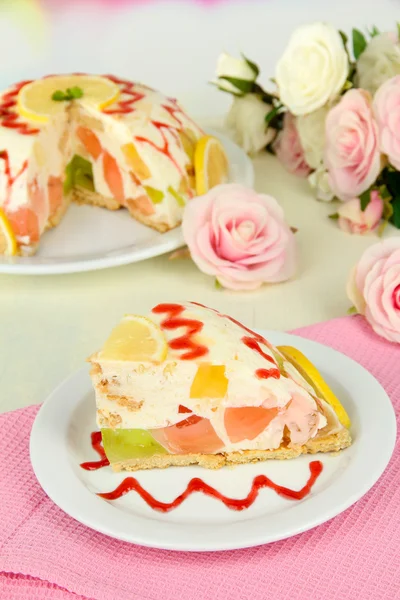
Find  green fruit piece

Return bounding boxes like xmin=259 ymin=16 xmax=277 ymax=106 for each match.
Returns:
xmin=64 ymin=154 xmax=94 ymax=194
xmin=101 ymin=428 xmax=167 ymax=464
xmin=144 ymin=185 xmax=164 ymax=204
xmin=168 ymin=185 xmax=185 ymax=207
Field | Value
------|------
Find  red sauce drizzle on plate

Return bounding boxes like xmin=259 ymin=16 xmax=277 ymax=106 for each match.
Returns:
xmin=80 ymin=431 xmax=110 ymax=471
xmin=80 ymin=431 xmax=323 ymax=512
xmin=152 ymin=303 xmax=208 ymax=360
xmin=98 ymin=461 xmax=323 ymax=511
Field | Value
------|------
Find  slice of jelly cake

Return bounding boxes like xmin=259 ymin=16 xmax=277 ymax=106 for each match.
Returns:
xmin=88 ymin=302 xmax=351 ymax=471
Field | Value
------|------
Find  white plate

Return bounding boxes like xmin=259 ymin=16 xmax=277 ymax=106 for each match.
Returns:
xmin=0 ymin=130 xmax=253 ymax=275
xmin=30 ymin=331 xmax=396 ymax=552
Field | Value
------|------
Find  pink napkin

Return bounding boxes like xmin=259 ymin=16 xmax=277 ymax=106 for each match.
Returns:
xmin=1 ymin=315 xmax=399 ymax=600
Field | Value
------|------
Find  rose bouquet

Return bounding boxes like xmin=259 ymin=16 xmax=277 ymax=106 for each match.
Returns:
xmin=213 ymin=23 xmax=400 ymax=235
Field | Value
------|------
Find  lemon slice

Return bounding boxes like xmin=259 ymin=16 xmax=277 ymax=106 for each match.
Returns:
xmin=0 ymin=208 xmax=17 ymax=256
xmin=277 ymin=345 xmax=351 ymax=429
xmin=17 ymin=75 xmax=120 ymax=124
xmin=101 ymin=315 xmax=168 ymax=363
xmin=194 ymin=135 xmax=229 ymax=195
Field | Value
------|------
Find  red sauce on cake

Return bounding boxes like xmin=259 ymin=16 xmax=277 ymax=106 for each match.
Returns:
xmin=152 ymin=303 xmax=208 ymax=360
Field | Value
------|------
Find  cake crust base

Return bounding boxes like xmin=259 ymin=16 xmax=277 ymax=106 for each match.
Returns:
xmin=110 ymin=428 xmax=352 ymax=472
xmin=73 ymin=187 xmax=173 ymax=233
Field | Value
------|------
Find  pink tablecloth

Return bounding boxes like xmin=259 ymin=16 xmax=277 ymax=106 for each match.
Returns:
xmin=1 ymin=315 xmax=399 ymax=600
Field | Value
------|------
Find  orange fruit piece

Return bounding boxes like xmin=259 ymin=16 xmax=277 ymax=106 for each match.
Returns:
xmin=103 ymin=151 xmax=124 ymax=201
xmin=7 ymin=207 xmax=39 ymax=244
xmin=77 ymin=126 xmax=102 ymax=160
xmin=154 ymin=416 xmax=223 ymax=454
xmin=224 ymin=406 xmax=279 ymax=443
xmin=47 ymin=176 xmax=63 ymax=215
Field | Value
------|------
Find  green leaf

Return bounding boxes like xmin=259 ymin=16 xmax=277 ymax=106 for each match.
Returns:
xmin=67 ymin=86 xmax=84 ymax=99
xmin=265 ymin=104 xmax=282 ymax=125
xmin=52 ymin=86 xmax=84 ymax=102
xmin=328 ymin=213 xmax=339 ymax=220
xmin=369 ymin=25 xmax=380 ymax=37
xmin=241 ymin=53 xmax=259 ymax=78
xmin=359 ymin=188 xmax=371 ymax=211
xmin=343 ymin=80 xmax=353 ymax=91
xmin=390 ymin=196 xmax=400 ymax=228
xmin=218 ymin=76 xmax=254 ymax=94
xmin=339 ymin=30 xmax=348 ymax=46
xmin=252 ymin=83 xmax=275 ymax=104
xmin=378 ymin=184 xmax=394 ymax=225
xmin=52 ymin=90 xmax=66 ymax=101
xmin=347 ymin=306 xmax=358 ymax=315
xmin=377 ymin=220 xmax=389 ymax=237
xmin=352 ymin=28 xmax=367 ymax=59
xmin=215 ymin=278 xmax=223 ymax=290
xmin=385 ymin=169 xmax=400 ymax=198
xmin=209 ymin=80 xmax=243 ymax=97
xmin=379 ymin=183 xmax=392 ymax=201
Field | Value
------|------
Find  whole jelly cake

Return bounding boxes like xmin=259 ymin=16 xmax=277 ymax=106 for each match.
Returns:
xmin=0 ymin=74 xmax=228 ymax=255
xmin=88 ymin=302 xmax=351 ymax=471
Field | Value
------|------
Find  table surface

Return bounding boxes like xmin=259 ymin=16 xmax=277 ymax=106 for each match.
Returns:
xmin=1 ymin=127 xmax=399 ymax=414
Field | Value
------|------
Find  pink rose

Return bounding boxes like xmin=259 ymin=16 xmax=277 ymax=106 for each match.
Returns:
xmin=182 ymin=183 xmax=296 ymax=291
xmin=337 ymin=190 xmax=384 ymax=234
xmin=325 ymin=89 xmax=381 ymax=201
xmin=273 ymin=113 xmax=311 ymax=177
xmin=373 ymin=75 xmax=400 ymax=170
xmin=347 ymin=238 xmax=400 ymax=343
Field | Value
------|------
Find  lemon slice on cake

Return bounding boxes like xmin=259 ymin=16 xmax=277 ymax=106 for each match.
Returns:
xmin=0 ymin=208 xmax=17 ymax=256
xmin=277 ymin=345 xmax=351 ymax=429
xmin=101 ymin=315 xmax=168 ymax=363
xmin=17 ymin=75 xmax=120 ymax=124
xmin=194 ymin=135 xmax=229 ymax=195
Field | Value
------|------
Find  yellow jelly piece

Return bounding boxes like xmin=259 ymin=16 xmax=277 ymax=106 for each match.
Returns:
xmin=190 ymin=364 xmax=228 ymax=399
xmin=122 ymin=143 xmax=151 ymax=181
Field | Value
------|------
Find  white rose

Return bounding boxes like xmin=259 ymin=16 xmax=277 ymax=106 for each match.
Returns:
xmin=356 ymin=32 xmax=400 ymax=95
xmin=296 ymin=105 xmax=330 ymax=169
xmin=214 ymin=52 xmax=257 ymax=94
xmin=308 ymin=166 xmax=335 ymax=202
xmin=276 ymin=23 xmax=349 ymax=115
xmin=225 ymin=94 xmax=276 ymax=154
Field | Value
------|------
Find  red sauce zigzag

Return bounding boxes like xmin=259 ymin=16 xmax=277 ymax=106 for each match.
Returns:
xmin=152 ymin=303 xmax=209 ymax=360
